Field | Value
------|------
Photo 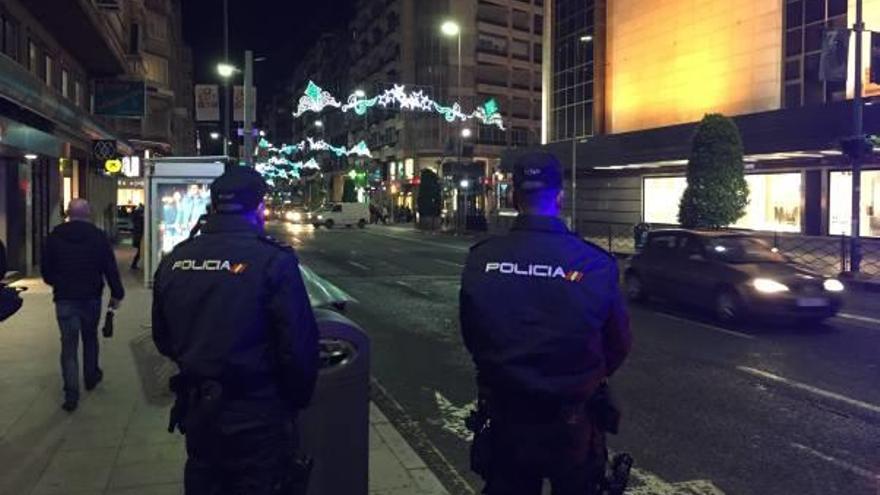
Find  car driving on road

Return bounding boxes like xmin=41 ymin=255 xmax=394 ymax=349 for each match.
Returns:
xmin=624 ymin=229 xmax=845 ymax=323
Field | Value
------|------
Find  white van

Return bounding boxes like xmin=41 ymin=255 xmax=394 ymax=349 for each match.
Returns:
xmin=313 ymin=203 xmax=369 ymax=229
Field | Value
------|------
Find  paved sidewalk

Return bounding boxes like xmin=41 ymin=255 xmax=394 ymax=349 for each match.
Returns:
xmin=0 ymin=252 xmax=448 ymax=495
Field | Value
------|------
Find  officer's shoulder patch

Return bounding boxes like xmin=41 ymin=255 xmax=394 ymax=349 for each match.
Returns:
xmin=258 ymin=235 xmax=296 ymax=254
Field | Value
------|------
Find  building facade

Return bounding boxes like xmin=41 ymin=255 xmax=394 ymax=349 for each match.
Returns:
xmin=535 ymin=0 xmax=880 ymax=250
xmin=287 ymin=0 xmax=545 ymax=216
xmin=0 ymin=0 xmax=194 ymax=277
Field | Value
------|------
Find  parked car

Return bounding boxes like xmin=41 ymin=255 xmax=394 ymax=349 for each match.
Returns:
xmin=313 ymin=203 xmax=369 ymax=229
xmin=624 ymin=229 xmax=845 ymax=323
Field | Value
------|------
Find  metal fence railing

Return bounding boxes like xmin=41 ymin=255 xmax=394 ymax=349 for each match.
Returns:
xmin=577 ymin=221 xmax=880 ymax=278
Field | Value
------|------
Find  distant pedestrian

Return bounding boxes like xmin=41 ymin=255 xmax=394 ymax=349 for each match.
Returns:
xmin=130 ymin=204 xmax=145 ymax=270
xmin=42 ymin=199 xmax=124 ymax=412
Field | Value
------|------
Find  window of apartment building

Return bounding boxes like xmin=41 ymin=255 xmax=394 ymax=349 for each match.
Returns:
xmin=533 ymin=43 xmax=542 ymax=64
xmin=784 ymin=0 xmax=848 ymax=108
xmin=551 ymin=0 xmax=595 ymax=141
xmin=74 ymin=80 xmax=83 ymax=108
xmin=27 ymin=39 xmax=37 ymax=73
xmin=511 ymin=39 xmax=530 ymax=60
xmin=129 ymin=23 xmax=141 ymax=54
xmin=61 ymin=69 xmax=69 ymax=98
xmin=143 ymin=52 xmax=169 ymax=85
xmin=1 ymin=13 xmax=19 ymax=61
xmin=534 ymin=15 xmax=543 ymax=35
xmin=44 ymin=54 xmax=53 ymax=87
xmin=477 ymin=33 xmax=508 ymax=56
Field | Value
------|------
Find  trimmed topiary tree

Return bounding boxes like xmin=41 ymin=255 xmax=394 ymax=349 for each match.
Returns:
xmin=417 ymin=169 xmax=442 ymax=229
xmin=678 ymin=114 xmax=750 ymax=229
xmin=342 ymin=178 xmax=357 ymax=203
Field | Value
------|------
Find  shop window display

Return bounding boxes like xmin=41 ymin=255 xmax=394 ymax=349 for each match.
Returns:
xmin=829 ymin=170 xmax=880 ymax=237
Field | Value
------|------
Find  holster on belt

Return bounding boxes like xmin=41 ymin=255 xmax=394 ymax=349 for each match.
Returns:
xmin=589 ymin=381 xmax=622 ymax=435
xmin=167 ymin=373 xmax=225 ymax=435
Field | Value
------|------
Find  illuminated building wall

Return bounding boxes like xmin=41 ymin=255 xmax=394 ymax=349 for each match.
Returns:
xmin=606 ymin=0 xmax=783 ymax=134
xmin=847 ymin=0 xmax=880 ymax=99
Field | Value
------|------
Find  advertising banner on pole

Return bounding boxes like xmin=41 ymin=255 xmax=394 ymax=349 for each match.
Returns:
xmin=233 ymin=85 xmax=256 ymax=122
xmin=195 ymin=84 xmax=220 ymax=121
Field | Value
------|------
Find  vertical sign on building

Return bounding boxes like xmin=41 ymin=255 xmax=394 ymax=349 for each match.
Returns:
xmin=871 ymin=33 xmax=880 ymax=84
xmin=233 ymin=86 xmax=256 ymax=122
xmin=819 ymin=29 xmax=850 ymax=82
xmin=194 ymin=84 xmax=220 ymax=121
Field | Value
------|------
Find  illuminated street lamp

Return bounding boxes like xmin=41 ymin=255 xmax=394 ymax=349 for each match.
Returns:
xmin=461 ymin=128 xmax=472 ymax=138
xmin=24 ymin=153 xmax=37 ymax=161
xmin=210 ymin=132 xmax=220 ymax=140
xmin=354 ymin=89 xmax=366 ymax=98
xmin=217 ymin=62 xmax=237 ymax=78
xmin=314 ymin=120 xmax=324 ymax=128
xmin=580 ymin=35 xmax=593 ymax=42
xmin=441 ymin=20 xmax=460 ymax=37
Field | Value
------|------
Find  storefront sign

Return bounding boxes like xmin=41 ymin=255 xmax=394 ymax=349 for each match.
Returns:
xmin=122 ymin=156 xmax=141 ymax=178
xmin=92 ymin=140 xmax=118 ymax=161
xmin=105 ymin=159 xmax=123 ymax=174
xmin=94 ymin=80 xmax=147 ymax=118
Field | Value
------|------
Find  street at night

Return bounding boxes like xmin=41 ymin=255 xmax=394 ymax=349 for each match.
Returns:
xmin=267 ymin=222 xmax=880 ymax=495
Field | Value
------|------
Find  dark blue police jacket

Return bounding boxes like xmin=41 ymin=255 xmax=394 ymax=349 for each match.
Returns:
xmin=460 ymin=214 xmax=632 ymax=405
xmin=152 ymin=214 xmax=319 ymax=409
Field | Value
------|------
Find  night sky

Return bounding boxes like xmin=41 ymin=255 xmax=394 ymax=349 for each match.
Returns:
xmin=181 ymin=0 xmax=357 ymax=109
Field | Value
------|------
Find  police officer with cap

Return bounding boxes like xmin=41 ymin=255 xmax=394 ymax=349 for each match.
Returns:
xmin=460 ymin=151 xmax=632 ymax=495
xmin=152 ymin=166 xmax=319 ymax=494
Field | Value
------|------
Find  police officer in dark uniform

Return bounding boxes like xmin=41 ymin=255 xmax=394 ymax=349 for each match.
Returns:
xmin=460 ymin=152 xmax=632 ymax=495
xmin=152 ymin=167 xmax=319 ymax=495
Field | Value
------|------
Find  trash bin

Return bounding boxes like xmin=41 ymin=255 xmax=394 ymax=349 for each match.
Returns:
xmin=300 ymin=308 xmax=371 ymax=495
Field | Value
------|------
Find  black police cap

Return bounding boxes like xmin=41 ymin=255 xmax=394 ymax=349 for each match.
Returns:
xmin=513 ymin=152 xmax=563 ymax=192
xmin=210 ymin=166 xmax=268 ymax=213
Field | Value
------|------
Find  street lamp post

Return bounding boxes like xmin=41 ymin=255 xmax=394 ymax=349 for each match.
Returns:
xmin=441 ymin=20 xmax=463 ymax=165
xmin=223 ymin=0 xmax=230 ymax=157
xmin=851 ymin=0 xmax=865 ymax=272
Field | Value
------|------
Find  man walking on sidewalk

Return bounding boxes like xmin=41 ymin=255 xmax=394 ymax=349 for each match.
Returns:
xmin=153 ymin=167 xmax=319 ymax=494
xmin=42 ymin=199 xmax=124 ymax=412
xmin=130 ymin=204 xmax=145 ymax=270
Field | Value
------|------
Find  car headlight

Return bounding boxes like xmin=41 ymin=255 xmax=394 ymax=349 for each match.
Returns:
xmin=263 ymin=208 xmax=272 ymax=217
xmin=317 ymin=215 xmax=323 ymax=220
xmin=292 ymin=212 xmax=303 ymax=222
xmin=285 ymin=211 xmax=296 ymax=221
xmin=823 ymin=279 xmax=845 ymax=292
xmin=752 ymin=278 xmax=790 ymax=294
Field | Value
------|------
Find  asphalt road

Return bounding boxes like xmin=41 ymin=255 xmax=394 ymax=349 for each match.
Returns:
xmin=268 ymin=222 xmax=880 ymax=495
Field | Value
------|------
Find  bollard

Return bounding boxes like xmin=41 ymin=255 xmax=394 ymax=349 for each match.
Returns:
xmin=300 ymin=308 xmax=371 ymax=495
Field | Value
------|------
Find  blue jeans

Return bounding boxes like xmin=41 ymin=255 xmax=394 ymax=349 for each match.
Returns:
xmin=55 ymin=299 xmax=102 ymax=403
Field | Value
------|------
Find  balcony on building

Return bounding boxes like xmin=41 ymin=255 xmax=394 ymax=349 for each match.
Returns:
xmin=22 ymin=0 xmax=127 ymax=76
xmin=477 ymin=2 xmax=509 ymax=29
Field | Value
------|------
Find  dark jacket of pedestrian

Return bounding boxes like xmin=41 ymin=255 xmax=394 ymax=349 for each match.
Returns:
xmin=0 ymin=238 xmax=7 ymax=280
xmin=42 ymin=220 xmax=125 ymax=302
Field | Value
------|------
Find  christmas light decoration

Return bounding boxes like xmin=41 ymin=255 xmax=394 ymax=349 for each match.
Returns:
xmin=259 ymin=138 xmax=373 ymax=159
xmin=294 ymin=81 xmax=506 ymax=130
xmin=293 ymin=81 xmax=342 ymax=117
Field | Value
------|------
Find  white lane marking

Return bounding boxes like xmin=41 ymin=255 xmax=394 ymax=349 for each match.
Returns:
xmin=367 ymin=231 xmax=470 ymax=252
xmin=837 ymin=312 xmax=880 ymax=327
xmin=434 ymin=259 xmax=464 ymax=269
xmin=347 ymin=261 xmax=371 ymax=271
xmin=790 ymin=442 xmax=880 ymax=482
xmin=737 ymin=366 xmax=880 ymax=415
xmin=434 ymin=391 xmax=727 ymax=494
xmin=395 ymin=280 xmax=431 ymax=297
xmin=653 ymin=313 xmax=757 ymax=340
